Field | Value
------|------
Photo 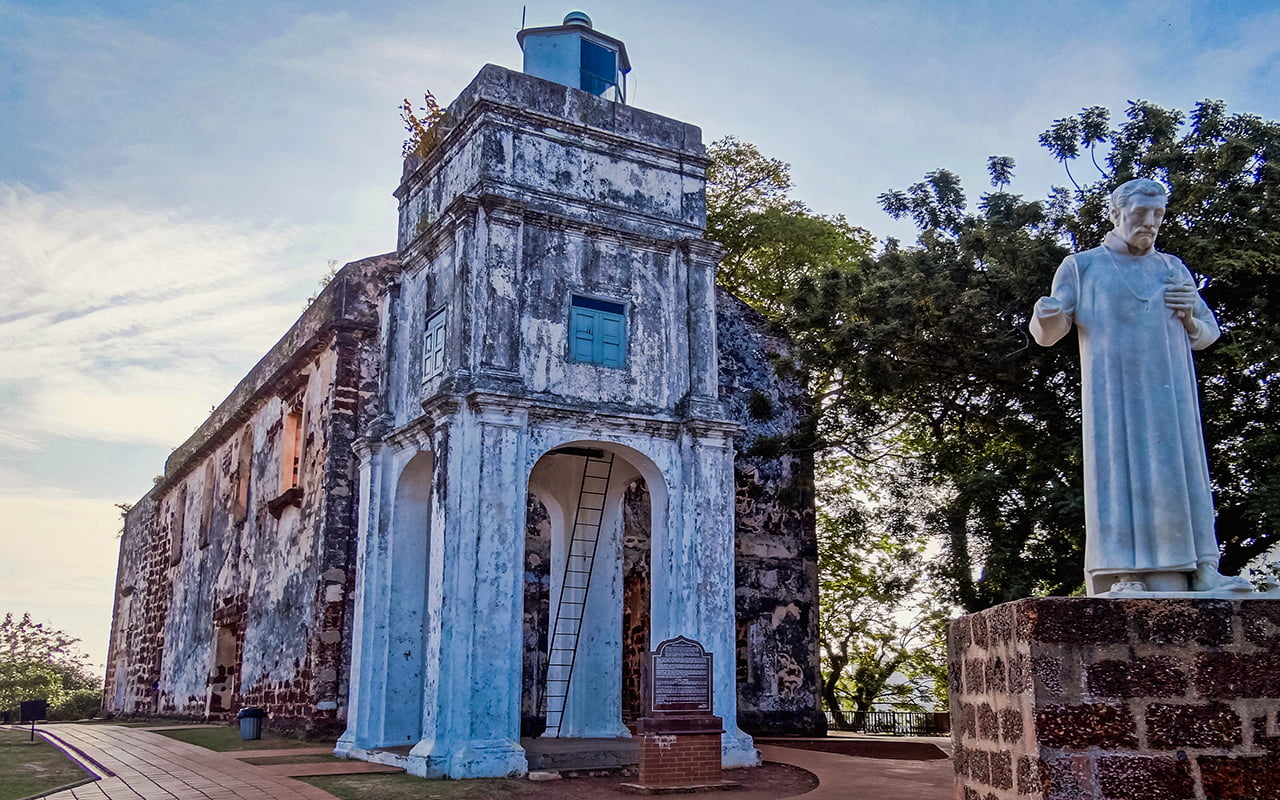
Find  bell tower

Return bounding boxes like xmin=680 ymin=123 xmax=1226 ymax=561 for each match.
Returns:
xmin=338 ymin=12 xmax=757 ymax=778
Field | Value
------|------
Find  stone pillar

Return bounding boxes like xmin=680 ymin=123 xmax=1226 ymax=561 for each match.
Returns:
xmin=406 ymin=397 xmax=529 ymax=779
xmin=473 ymin=197 xmax=525 ymax=389
xmin=679 ymin=239 xmax=725 ymax=419
xmin=336 ymin=438 xmax=390 ymax=754
xmin=950 ymin=597 xmax=1280 ymax=800
xmin=651 ymin=420 xmax=757 ymax=767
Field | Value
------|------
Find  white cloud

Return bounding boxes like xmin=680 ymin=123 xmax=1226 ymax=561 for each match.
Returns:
xmin=0 ymin=183 xmax=310 ymax=446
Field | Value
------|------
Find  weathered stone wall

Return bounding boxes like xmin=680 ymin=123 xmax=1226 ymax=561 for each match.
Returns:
xmin=951 ymin=596 xmax=1280 ymax=800
xmin=109 ymin=62 xmax=822 ymax=752
xmin=384 ymin=65 xmax=712 ymax=434
xmin=104 ymin=255 xmax=393 ymax=732
xmin=717 ymin=289 xmax=823 ymax=736
xmin=521 ymin=495 xmax=552 ymax=735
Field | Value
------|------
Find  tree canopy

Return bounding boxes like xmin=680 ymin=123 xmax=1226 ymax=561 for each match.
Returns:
xmin=706 ymin=137 xmax=874 ymax=318
xmin=0 ymin=613 xmax=100 ymax=718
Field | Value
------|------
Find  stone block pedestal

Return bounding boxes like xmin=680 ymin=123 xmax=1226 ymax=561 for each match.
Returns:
xmin=949 ymin=597 xmax=1280 ymax=800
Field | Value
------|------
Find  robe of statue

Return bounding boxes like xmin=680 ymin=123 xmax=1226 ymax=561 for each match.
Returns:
xmin=1031 ymin=231 xmax=1221 ymax=595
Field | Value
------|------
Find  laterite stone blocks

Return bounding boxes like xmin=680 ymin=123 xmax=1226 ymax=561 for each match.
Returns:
xmin=950 ymin=597 xmax=1280 ymax=800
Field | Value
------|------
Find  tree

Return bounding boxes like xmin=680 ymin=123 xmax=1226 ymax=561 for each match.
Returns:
xmin=787 ymin=162 xmax=1084 ymax=611
xmin=0 ymin=661 xmax=62 ymax=715
xmin=705 ymin=138 xmax=947 ymax=714
xmin=817 ymin=459 xmax=948 ymax=722
xmin=706 ymin=137 xmax=874 ymax=317
xmin=0 ymin=613 xmax=99 ymax=717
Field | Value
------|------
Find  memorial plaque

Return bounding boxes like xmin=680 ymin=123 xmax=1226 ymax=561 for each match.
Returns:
xmin=644 ymin=635 xmax=713 ymax=715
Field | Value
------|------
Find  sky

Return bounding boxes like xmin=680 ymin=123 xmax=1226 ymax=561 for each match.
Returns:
xmin=1 ymin=0 xmax=1277 ymax=671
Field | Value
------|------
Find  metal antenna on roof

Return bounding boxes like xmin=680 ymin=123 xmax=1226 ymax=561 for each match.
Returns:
xmin=521 ymin=5 xmax=526 ymax=30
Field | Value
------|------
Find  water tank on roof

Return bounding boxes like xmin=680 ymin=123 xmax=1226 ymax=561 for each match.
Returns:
xmin=517 ymin=11 xmax=631 ymax=103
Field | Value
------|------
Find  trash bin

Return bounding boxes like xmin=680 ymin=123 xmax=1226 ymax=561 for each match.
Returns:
xmin=237 ymin=707 xmax=267 ymax=740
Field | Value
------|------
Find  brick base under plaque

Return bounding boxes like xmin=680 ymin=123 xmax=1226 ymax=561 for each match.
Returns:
xmin=949 ymin=597 xmax=1280 ymax=800
xmin=621 ymin=715 xmax=738 ymax=793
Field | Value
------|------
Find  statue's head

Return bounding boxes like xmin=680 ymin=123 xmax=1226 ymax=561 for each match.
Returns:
xmin=1108 ymin=178 xmax=1169 ymax=254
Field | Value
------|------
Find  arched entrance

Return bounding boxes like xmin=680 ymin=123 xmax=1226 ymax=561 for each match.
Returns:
xmin=382 ymin=450 xmax=432 ymax=744
xmin=521 ymin=442 xmax=664 ymax=739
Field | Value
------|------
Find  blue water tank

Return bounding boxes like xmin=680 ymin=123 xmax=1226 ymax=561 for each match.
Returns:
xmin=517 ymin=12 xmax=631 ymax=102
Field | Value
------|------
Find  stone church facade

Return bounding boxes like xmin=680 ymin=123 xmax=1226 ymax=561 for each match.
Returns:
xmin=105 ymin=32 xmax=821 ymax=777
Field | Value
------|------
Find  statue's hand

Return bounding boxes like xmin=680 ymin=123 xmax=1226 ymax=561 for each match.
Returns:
xmin=1163 ymin=285 xmax=1196 ymax=322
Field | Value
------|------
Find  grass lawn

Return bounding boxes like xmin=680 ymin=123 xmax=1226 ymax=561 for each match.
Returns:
xmin=154 ymin=725 xmax=333 ymax=752
xmin=0 ymin=729 xmax=93 ymax=800
xmin=300 ymin=774 xmax=537 ymax=799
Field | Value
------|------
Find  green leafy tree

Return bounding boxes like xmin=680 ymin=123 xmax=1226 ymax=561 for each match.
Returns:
xmin=706 ymin=137 xmax=947 ymax=712
xmin=0 ymin=613 xmax=100 ymax=717
xmin=817 ymin=460 xmax=948 ymax=722
xmin=788 ymin=162 xmax=1083 ymax=611
xmin=0 ymin=661 xmax=62 ymax=714
xmin=706 ymin=137 xmax=874 ymax=317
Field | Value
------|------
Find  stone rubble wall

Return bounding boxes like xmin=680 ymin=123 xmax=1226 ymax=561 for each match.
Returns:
xmin=950 ymin=596 xmax=1280 ymax=800
xmin=104 ymin=255 xmax=392 ymax=732
xmin=716 ymin=288 xmax=822 ymax=736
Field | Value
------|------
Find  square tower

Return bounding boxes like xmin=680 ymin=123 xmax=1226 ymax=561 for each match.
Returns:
xmin=337 ymin=64 xmax=757 ymax=778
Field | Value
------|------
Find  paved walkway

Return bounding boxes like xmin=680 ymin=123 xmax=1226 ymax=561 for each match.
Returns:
xmin=32 ymin=724 xmax=344 ymax=799
xmin=24 ymin=724 xmax=956 ymax=799
xmin=759 ymin=743 xmax=954 ymax=800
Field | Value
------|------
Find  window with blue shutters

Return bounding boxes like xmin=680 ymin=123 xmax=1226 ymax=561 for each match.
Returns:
xmin=423 ymin=310 xmax=446 ymax=379
xmin=569 ymin=295 xmax=626 ymax=368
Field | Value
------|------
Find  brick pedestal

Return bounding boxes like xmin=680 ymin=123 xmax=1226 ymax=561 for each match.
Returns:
xmin=623 ymin=715 xmax=737 ymax=793
xmin=949 ymin=597 xmax=1280 ymax=800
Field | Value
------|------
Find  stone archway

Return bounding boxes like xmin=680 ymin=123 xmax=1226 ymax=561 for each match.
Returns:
xmin=381 ymin=450 xmax=433 ymax=745
xmin=522 ymin=442 xmax=665 ymax=739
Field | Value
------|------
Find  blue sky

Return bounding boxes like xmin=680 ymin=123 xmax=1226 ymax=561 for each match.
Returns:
xmin=1 ymin=0 xmax=1277 ymax=668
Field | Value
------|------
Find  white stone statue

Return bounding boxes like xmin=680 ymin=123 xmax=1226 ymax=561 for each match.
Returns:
xmin=1030 ymin=178 xmax=1252 ymax=595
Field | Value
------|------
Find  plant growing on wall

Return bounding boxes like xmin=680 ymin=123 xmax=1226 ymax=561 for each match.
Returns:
xmin=400 ymin=90 xmax=450 ymax=160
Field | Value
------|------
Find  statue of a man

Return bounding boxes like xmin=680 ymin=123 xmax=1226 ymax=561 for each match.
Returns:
xmin=1030 ymin=178 xmax=1250 ymax=595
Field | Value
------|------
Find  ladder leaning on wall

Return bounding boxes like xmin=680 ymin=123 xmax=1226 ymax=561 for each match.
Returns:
xmin=541 ymin=450 xmax=615 ymax=737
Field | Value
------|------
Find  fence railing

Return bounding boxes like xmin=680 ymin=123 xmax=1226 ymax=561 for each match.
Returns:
xmin=824 ymin=709 xmax=951 ymax=736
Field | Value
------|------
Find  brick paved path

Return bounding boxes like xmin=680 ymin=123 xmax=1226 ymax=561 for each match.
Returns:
xmin=35 ymin=724 xmax=343 ymax=800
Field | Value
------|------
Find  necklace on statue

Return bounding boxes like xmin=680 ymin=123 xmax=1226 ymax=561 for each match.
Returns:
xmin=1103 ymin=245 xmax=1176 ymax=305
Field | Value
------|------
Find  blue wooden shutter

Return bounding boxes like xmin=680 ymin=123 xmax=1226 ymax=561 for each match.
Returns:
xmin=571 ymin=306 xmax=598 ymax=362
xmin=598 ymin=312 xmax=624 ymax=367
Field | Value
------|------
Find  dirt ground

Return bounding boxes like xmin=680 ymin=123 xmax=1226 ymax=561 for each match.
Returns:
xmin=303 ymin=761 xmax=817 ymax=799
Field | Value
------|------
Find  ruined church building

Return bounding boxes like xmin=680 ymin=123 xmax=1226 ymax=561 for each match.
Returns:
xmin=106 ymin=13 xmax=821 ymax=778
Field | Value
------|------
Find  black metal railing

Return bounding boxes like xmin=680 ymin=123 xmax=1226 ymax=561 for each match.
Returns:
xmin=825 ymin=709 xmax=951 ymax=736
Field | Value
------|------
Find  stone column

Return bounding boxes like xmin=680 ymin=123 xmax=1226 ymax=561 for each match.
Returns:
xmin=336 ymin=437 xmax=388 ymax=755
xmin=406 ymin=397 xmax=530 ymax=779
xmin=679 ymin=238 xmax=726 ymax=418
xmin=951 ymin=596 xmax=1280 ymax=800
xmin=652 ymin=420 xmax=758 ymax=768
xmin=473 ymin=196 xmax=525 ymax=390
xmin=562 ymin=464 xmax=634 ymax=739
